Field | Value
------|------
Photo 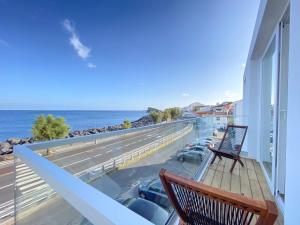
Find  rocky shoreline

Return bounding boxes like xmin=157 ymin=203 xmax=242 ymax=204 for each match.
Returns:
xmin=0 ymin=115 xmax=155 ymax=156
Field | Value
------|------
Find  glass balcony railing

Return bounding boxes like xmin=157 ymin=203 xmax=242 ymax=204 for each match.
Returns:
xmin=13 ymin=115 xmax=248 ymax=225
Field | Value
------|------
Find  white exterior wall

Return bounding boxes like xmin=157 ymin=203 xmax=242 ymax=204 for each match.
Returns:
xmin=284 ymin=0 xmax=300 ymax=223
xmin=243 ymin=60 xmax=261 ymax=159
xmin=243 ymin=0 xmax=300 ymax=223
xmin=233 ymin=100 xmax=243 ymax=119
xmin=234 ymin=100 xmax=248 ymax=153
xmin=243 ymin=0 xmax=289 ymax=161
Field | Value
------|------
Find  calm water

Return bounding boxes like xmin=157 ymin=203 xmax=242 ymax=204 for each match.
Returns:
xmin=0 ymin=110 xmax=146 ymax=141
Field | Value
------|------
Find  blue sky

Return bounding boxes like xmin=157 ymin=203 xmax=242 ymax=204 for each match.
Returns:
xmin=0 ymin=0 xmax=259 ymax=110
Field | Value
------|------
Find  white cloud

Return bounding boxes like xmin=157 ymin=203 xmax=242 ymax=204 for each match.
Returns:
xmin=182 ymin=93 xmax=190 ymax=97
xmin=62 ymin=19 xmax=90 ymax=59
xmin=87 ymin=63 xmax=96 ymax=68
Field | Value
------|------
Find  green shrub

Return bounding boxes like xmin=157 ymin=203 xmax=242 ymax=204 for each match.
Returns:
xmin=170 ymin=107 xmax=181 ymax=119
xmin=163 ymin=109 xmax=172 ymax=122
xmin=150 ymin=111 xmax=163 ymax=123
xmin=147 ymin=107 xmax=161 ymax=114
xmin=32 ymin=115 xmax=70 ymax=141
xmin=123 ymin=119 xmax=132 ymax=129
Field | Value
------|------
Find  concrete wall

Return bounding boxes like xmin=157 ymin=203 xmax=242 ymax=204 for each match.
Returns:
xmin=284 ymin=0 xmax=300 ymax=223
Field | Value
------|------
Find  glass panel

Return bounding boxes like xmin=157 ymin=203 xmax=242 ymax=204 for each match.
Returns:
xmin=13 ymin=116 xmax=248 ymax=225
xmin=277 ymin=16 xmax=290 ymax=202
xmin=14 ymin=119 xmax=216 ymax=224
xmin=14 ymin=156 xmax=94 ymax=225
xmin=261 ymin=37 xmax=277 ymax=179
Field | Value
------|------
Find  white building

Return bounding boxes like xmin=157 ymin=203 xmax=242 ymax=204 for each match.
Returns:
xmin=233 ymin=100 xmax=243 ymax=124
xmin=213 ymin=116 xmax=228 ymax=129
xmin=243 ymin=0 xmax=300 ymax=223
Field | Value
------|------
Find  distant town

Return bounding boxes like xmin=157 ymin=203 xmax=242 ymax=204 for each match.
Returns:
xmin=182 ymin=100 xmax=243 ymax=129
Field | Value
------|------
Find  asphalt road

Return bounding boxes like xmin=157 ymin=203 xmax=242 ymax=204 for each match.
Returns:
xmin=16 ymin=126 xmax=214 ymax=225
xmin=0 ymin=123 xmax=186 ymax=223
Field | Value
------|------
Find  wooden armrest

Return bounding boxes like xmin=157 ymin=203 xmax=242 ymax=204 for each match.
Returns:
xmin=160 ymin=169 xmax=277 ymax=213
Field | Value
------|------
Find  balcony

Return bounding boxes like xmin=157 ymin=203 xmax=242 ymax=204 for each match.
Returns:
xmin=1 ymin=117 xmax=281 ymax=225
xmin=201 ymin=157 xmax=284 ymax=225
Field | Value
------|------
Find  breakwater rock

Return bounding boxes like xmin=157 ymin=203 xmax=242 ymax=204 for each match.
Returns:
xmin=0 ymin=115 xmax=154 ymax=155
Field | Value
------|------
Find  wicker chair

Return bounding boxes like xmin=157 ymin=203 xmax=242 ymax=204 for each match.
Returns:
xmin=208 ymin=125 xmax=248 ymax=173
xmin=159 ymin=169 xmax=278 ymax=225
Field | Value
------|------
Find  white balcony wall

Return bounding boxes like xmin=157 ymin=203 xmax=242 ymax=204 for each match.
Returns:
xmin=244 ymin=0 xmax=300 ymax=223
xmin=243 ymin=60 xmax=261 ymax=159
xmin=285 ymin=0 xmax=300 ymax=224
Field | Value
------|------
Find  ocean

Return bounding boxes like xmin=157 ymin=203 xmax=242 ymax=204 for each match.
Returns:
xmin=0 ymin=110 xmax=147 ymax=141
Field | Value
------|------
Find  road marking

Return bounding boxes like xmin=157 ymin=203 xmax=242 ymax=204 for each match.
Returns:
xmin=0 ymin=183 xmax=13 ymax=190
xmin=106 ymin=150 xmax=112 ymax=153
xmin=0 ymin=161 xmax=13 ymax=167
xmin=94 ymin=153 xmax=102 ymax=157
xmin=62 ymin=158 xmax=90 ymax=167
xmin=0 ymin=172 xmax=13 ymax=178
xmin=16 ymin=171 xmax=35 ymax=179
xmin=16 ymin=173 xmax=37 ymax=181
xmin=51 ymin=150 xmax=94 ymax=162
xmin=16 ymin=168 xmax=32 ymax=174
xmin=46 ymin=127 xmax=163 ymax=163
xmin=19 ymin=180 xmax=45 ymax=191
xmin=16 ymin=176 xmax=41 ymax=186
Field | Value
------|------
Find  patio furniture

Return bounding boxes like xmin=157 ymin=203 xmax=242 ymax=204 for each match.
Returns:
xmin=159 ymin=169 xmax=278 ymax=225
xmin=208 ymin=125 xmax=248 ymax=173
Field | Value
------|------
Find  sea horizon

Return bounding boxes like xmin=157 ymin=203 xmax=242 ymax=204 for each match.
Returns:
xmin=0 ymin=109 xmax=146 ymax=111
xmin=0 ymin=110 xmax=147 ymax=141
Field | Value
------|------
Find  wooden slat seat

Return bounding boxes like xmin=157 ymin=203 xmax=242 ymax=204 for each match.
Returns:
xmin=160 ymin=169 xmax=278 ymax=225
xmin=208 ymin=125 xmax=248 ymax=173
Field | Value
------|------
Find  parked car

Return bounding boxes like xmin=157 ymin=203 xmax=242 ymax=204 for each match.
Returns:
xmin=183 ymin=145 xmax=206 ymax=152
xmin=138 ymin=179 xmax=170 ymax=209
xmin=176 ymin=150 xmax=204 ymax=162
xmin=190 ymin=146 xmax=206 ymax=151
xmin=186 ymin=138 xmax=215 ymax=147
xmin=119 ymin=198 xmax=169 ymax=225
xmin=185 ymin=142 xmax=207 ymax=148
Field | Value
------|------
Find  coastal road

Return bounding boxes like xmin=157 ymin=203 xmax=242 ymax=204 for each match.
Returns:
xmin=0 ymin=122 xmax=187 ymax=222
xmin=16 ymin=127 xmax=215 ymax=225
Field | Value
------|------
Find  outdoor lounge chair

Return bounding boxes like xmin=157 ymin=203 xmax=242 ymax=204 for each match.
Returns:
xmin=208 ymin=125 xmax=248 ymax=173
xmin=159 ymin=169 xmax=278 ymax=225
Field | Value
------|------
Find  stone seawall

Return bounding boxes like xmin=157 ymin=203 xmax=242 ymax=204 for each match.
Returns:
xmin=0 ymin=115 xmax=155 ymax=156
